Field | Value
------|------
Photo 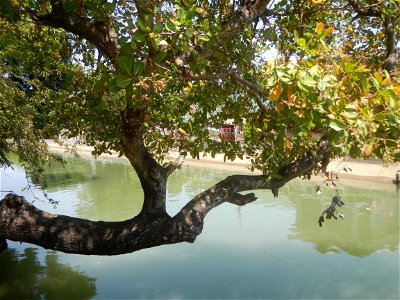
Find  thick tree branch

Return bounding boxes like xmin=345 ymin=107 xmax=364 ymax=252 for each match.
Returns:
xmin=346 ymin=0 xmax=398 ymax=72
xmin=347 ymin=0 xmax=381 ymax=17
xmin=0 ymin=194 xmax=183 ymax=255
xmin=120 ymin=108 xmax=169 ymax=216
xmin=173 ymin=137 xmax=331 ymax=235
xmin=0 ymin=137 xmax=330 ymax=255
xmin=31 ymin=1 xmax=119 ymax=61
xmin=382 ymin=14 xmax=399 ymax=73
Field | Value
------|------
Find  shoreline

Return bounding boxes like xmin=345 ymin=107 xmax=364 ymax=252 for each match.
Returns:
xmin=46 ymin=140 xmax=400 ymax=185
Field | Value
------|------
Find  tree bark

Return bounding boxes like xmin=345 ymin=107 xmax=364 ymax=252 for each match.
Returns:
xmin=0 ymin=138 xmax=330 ymax=255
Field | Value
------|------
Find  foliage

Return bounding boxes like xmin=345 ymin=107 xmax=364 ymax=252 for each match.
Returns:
xmin=0 ymin=0 xmax=399 ymax=179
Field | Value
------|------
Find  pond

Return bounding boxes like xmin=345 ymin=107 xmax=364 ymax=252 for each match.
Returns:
xmin=0 ymin=155 xmax=399 ymax=299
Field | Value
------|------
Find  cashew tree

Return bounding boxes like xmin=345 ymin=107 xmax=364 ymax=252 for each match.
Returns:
xmin=0 ymin=0 xmax=399 ymax=255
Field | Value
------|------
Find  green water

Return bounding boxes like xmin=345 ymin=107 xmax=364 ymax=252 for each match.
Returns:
xmin=1 ymin=155 xmax=399 ymax=299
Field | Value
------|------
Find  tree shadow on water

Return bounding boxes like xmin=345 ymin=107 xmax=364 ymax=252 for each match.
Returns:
xmin=0 ymin=248 xmax=96 ymax=299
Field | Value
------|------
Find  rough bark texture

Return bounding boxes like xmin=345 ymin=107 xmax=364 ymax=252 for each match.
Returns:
xmin=0 ymin=139 xmax=330 ymax=255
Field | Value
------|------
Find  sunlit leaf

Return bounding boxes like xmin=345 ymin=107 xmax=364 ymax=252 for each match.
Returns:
xmin=269 ymin=84 xmax=282 ymax=101
xmin=329 ymin=119 xmax=346 ymax=131
xmin=316 ymin=22 xmax=324 ymax=32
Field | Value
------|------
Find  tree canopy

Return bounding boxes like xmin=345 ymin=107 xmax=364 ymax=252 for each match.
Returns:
xmin=0 ymin=0 xmax=399 ymax=255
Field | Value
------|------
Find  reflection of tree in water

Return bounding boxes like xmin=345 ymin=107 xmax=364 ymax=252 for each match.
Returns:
xmin=285 ymin=181 xmax=399 ymax=257
xmin=42 ymin=157 xmax=94 ymax=191
xmin=0 ymin=248 xmax=96 ymax=299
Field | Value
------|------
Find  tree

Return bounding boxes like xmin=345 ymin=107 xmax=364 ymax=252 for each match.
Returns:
xmin=0 ymin=0 xmax=399 ymax=255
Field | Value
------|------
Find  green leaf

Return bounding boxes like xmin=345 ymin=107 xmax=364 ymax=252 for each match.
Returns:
xmin=300 ymin=75 xmax=317 ymax=87
xmin=309 ymin=65 xmax=322 ymax=77
xmin=132 ymin=31 xmax=147 ymax=42
xmin=264 ymin=27 xmax=277 ymax=41
xmin=103 ymin=2 xmax=114 ymax=13
xmin=63 ymin=0 xmax=80 ymax=12
xmin=107 ymin=78 xmax=119 ymax=93
xmin=153 ymin=23 xmax=163 ymax=34
xmin=116 ymin=75 xmax=132 ymax=88
xmin=317 ymin=81 xmax=326 ymax=91
xmin=294 ymin=30 xmax=300 ymax=42
xmin=137 ymin=18 xmax=150 ymax=33
xmin=372 ymin=112 xmax=386 ymax=122
xmin=328 ymin=130 xmax=344 ymax=148
xmin=329 ymin=119 xmax=346 ymax=131
xmin=153 ymin=51 xmax=168 ymax=63
xmin=166 ymin=21 xmax=177 ymax=32
xmin=344 ymin=62 xmax=355 ymax=73
xmin=92 ymin=78 xmax=105 ymax=96
xmin=133 ymin=61 xmax=144 ymax=76
xmin=296 ymin=38 xmax=306 ymax=50
xmin=186 ymin=5 xmax=197 ymax=20
xmin=116 ymin=56 xmax=134 ymax=74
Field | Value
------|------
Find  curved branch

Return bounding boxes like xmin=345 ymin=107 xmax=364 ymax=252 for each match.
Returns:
xmin=0 ymin=193 xmax=185 ymax=255
xmin=173 ymin=136 xmax=331 ymax=234
xmin=120 ymin=108 xmax=169 ymax=216
xmin=1 ymin=137 xmax=330 ymax=255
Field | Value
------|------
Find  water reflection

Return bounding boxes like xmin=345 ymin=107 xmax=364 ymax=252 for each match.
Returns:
xmin=1 ymin=156 xmax=398 ymax=299
xmin=0 ymin=248 xmax=96 ymax=299
xmin=284 ymin=181 xmax=399 ymax=256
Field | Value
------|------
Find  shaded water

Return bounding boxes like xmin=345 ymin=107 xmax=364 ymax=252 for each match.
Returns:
xmin=1 ymin=155 xmax=399 ymax=299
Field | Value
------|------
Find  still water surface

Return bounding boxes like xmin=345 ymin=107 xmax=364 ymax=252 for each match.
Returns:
xmin=0 ymin=155 xmax=399 ymax=299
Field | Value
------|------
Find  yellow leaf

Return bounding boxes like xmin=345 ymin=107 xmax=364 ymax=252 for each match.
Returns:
xmin=373 ymin=71 xmax=383 ymax=84
xmin=269 ymin=83 xmax=282 ymax=101
xmin=188 ymin=81 xmax=193 ymax=88
xmin=311 ymin=0 xmax=325 ymax=4
xmin=382 ymin=77 xmax=391 ymax=85
xmin=167 ymin=131 xmax=173 ymax=142
xmin=325 ymin=26 xmax=334 ymax=35
xmin=178 ymin=128 xmax=187 ymax=135
xmin=284 ymin=138 xmax=291 ymax=149
xmin=287 ymin=85 xmax=297 ymax=103
xmin=316 ymin=22 xmax=324 ymax=32
xmin=355 ymin=66 xmax=371 ymax=72
xmin=333 ymin=62 xmax=341 ymax=75
xmin=362 ymin=144 xmax=374 ymax=157
xmin=341 ymin=55 xmax=349 ymax=62
xmin=276 ymin=102 xmax=284 ymax=112
xmin=297 ymin=110 xmax=305 ymax=118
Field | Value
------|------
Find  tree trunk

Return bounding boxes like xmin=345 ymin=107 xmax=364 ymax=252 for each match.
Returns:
xmin=0 ymin=137 xmax=330 ymax=255
xmin=0 ymin=194 xmax=186 ymax=255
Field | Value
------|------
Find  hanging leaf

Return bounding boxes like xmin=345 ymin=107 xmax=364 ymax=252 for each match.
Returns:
xmin=269 ymin=83 xmax=282 ymax=101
